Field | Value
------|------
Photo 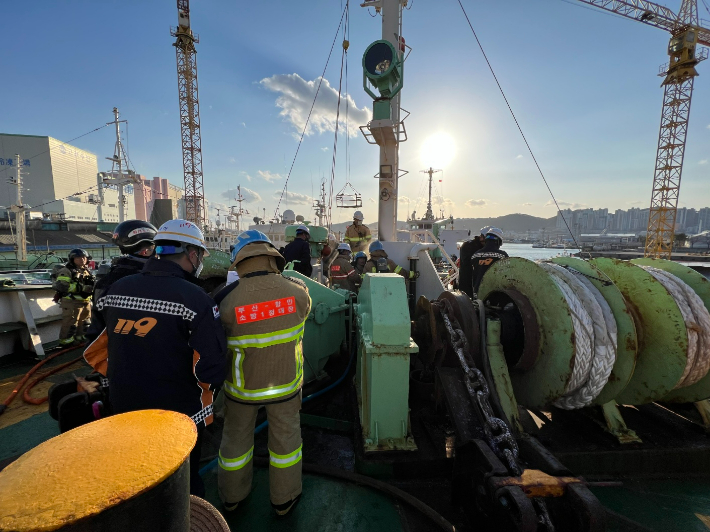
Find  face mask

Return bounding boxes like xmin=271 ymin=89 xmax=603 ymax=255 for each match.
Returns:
xmin=190 ymin=252 xmax=204 ymax=278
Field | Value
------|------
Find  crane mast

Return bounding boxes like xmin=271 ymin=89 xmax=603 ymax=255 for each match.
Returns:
xmin=575 ymin=0 xmax=710 ymax=258
xmin=171 ymin=0 xmax=205 ymax=227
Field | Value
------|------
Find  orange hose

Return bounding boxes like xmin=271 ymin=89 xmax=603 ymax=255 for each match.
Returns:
xmin=0 ymin=344 xmax=85 ymax=415
xmin=22 ymin=355 xmax=85 ymax=405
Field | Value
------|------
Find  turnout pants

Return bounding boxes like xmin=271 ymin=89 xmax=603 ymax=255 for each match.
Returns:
xmin=59 ymin=299 xmax=91 ymax=340
xmin=218 ymin=393 xmax=302 ymax=506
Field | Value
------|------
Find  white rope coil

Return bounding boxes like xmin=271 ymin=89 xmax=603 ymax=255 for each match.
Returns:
xmin=537 ymin=262 xmax=618 ymax=410
xmin=639 ymin=266 xmax=710 ymax=389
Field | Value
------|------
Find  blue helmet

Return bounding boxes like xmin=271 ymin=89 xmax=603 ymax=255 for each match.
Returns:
xmin=369 ymin=240 xmax=384 ymax=253
xmin=354 ymin=251 xmax=366 ymax=260
xmin=231 ymin=230 xmax=272 ymax=262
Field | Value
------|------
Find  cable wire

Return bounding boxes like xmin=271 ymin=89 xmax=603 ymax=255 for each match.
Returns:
xmin=455 ymin=0 xmax=583 ymax=251
xmin=271 ymin=3 xmax=348 ymax=224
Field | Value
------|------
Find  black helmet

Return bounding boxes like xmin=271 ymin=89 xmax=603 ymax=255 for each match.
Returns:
xmin=68 ymin=249 xmax=89 ymax=260
xmin=112 ymin=220 xmax=157 ymax=254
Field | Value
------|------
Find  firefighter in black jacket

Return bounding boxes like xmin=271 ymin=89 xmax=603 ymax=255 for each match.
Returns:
xmin=85 ymin=220 xmax=157 ymax=345
xmin=84 ymin=219 xmax=227 ymax=497
xmin=283 ymin=225 xmax=313 ymax=278
xmin=459 ymin=226 xmax=489 ymax=298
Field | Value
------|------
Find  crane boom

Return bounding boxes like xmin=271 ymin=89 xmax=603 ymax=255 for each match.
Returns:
xmin=171 ymin=0 xmax=205 ymax=227
xmin=576 ymin=0 xmax=710 ymax=258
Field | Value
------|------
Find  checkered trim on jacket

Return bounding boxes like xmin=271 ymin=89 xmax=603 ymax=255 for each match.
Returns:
xmin=96 ymin=295 xmax=198 ymax=321
xmin=191 ymin=404 xmax=213 ymax=425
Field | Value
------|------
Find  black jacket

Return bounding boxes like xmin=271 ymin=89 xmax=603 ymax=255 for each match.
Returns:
xmin=472 ymin=241 xmax=509 ymax=295
xmin=86 ymin=257 xmax=227 ymax=427
xmin=86 ymin=255 xmax=149 ymax=344
xmin=459 ymin=238 xmax=484 ymax=298
xmin=283 ymin=238 xmax=313 ymax=278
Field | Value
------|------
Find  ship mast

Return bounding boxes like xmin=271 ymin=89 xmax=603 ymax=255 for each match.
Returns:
xmin=9 ymin=154 xmax=28 ymax=262
xmin=360 ymin=0 xmax=409 ymax=241
xmin=100 ymin=107 xmax=135 ymax=223
xmin=420 ymin=167 xmax=441 ymax=221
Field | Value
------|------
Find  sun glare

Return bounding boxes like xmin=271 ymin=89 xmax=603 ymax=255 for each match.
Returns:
xmin=420 ymin=133 xmax=456 ymax=168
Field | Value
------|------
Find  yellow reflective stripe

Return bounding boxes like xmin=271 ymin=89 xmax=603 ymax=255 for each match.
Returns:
xmin=224 ymin=371 xmax=303 ymax=402
xmin=219 ymin=446 xmax=254 ymax=471
xmin=394 ymin=265 xmax=402 ymax=274
xmin=56 ymin=276 xmax=72 ymax=282
xmin=231 ymin=346 xmax=244 ymax=388
xmin=269 ymin=445 xmax=302 ymax=469
xmin=228 ymin=321 xmax=305 ymax=349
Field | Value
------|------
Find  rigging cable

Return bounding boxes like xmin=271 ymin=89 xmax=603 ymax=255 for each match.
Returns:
xmin=455 ymin=0 xmax=583 ymax=252
xmin=271 ymin=3 xmax=348 ymax=225
xmin=326 ymin=30 xmax=348 ymax=229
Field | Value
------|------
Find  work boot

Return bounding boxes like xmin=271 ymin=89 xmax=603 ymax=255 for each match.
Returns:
xmin=272 ymin=494 xmax=301 ymax=517
xmin=58 ymin=337 xmax=74 ymax=346
xmin=74 ymin=335 xmax=86 ymax=343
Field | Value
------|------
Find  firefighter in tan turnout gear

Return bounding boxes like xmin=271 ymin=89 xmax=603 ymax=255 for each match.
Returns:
xmin=343 ymin=210 xmax=371 ymax=254
xmin=216 ymin=230 xmax=311 ymax=516
xmin=53 ymin=248 xmax=95 ymax=345
xmin=329 ymin=243 xmax=360 ymax=292
xmin=363 ymin=241 xmax=419 ymax=280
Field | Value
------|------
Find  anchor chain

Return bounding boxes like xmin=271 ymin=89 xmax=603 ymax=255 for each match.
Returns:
xmin=439 ymin=300 xmax=555 ymax=531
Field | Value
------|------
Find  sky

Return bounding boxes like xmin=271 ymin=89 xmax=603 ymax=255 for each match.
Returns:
xmin=2 ymin=0 xmax=709 ymax=226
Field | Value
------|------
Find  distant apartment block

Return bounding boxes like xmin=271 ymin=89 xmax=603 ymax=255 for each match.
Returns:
xmin=556 ymin=207 xmax=710 ymax=235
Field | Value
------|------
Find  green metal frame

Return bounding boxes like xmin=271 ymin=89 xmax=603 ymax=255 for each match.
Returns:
xmin=355 ymin=273 xmax=418 ymax=452
xmin=362 ymin=40 xmax=403 ymax=100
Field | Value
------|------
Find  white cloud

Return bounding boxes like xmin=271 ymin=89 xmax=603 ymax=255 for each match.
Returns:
xmin=260 ymin=73 xmax=371 ymax=138
xmin=521 ymin=202 xmax=533 ymax=206
xmin=239 ymin=171 xmax=253 ymax=182
xmin=700 ymin=159 xmax=708 ymax=165
xmin=221 ymin=187 xmax=262 ymax=203
xmin=399 ymin=196 xmax=411 ymax=203
xmin=515 ymin=154 xmax=523 ymax=159
xmin=258 ymin=170 xmax=282 ymax=183
xmin=544 ymin=200 xmax=586 ymax=210
xmin=707 ymin=124 xmax=710 ymax=129
xmin=274 ymin=190 xmax=312 ymax=205
xmin=465 ymin=199 xmax=488 ymax=208
xmin=209 ymin=105 xmax=213 ymax=110
xmin=433 ymin=195 xmax=455 ymax=209
xmin=321 ymin=146 xmax=329 ymax=151
xmin=241 ymin=122 xmax=247 ymax=128
xmin=229 ymin=157 xmax=236 ymax=164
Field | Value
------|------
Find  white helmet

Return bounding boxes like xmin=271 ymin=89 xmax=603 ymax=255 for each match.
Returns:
xmin=154 ymin=219 xmax=210 ymax=256
xmin=353 ymin=211 xmax=364 ymax=221
xmin=480 ymin=225 xmax=492 ymax=236
xmin=486 ymin=227 xmax=504 ymax=242
xmin=337 ymin=243 xmax=352 ymax=252
xmin=296 ymin=224 xmax=310 ymax=236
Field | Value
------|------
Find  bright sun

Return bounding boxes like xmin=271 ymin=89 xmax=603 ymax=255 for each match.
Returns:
xmin=420 ymin=132 xmax=456 ymax=168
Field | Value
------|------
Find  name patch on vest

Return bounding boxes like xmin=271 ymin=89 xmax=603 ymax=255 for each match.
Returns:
xmin=331 ymin=265 xmax=341 ymax=271
xmin=236 ymin=297 xmax=296 ymax=324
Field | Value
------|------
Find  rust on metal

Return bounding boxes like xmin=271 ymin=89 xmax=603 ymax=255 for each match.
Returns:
xmin=489 ymin=469 xmax=582 ymax=498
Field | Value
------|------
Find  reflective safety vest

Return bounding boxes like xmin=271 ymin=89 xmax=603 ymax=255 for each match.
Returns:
xmin=363 ymin=254 xmax=415 ymax=279
xmin=53 ymin=265 xmax=94 ymax=301
xmin=343 ymin=224 xmax=372 ymax=252
xmin=218 ymin=272 xmax=311 ymax=404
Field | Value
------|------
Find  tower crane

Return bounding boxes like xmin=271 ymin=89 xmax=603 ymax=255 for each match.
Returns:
xmin=575 ymin=0 xmax=710 ymax=258
xmin=171 ymin=0 xmax=205 ymax=227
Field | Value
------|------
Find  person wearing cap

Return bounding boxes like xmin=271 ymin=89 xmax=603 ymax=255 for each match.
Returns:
xmin=459 ymin=226 xmax=491 ymax=298
xmin=329 ymin=243 xmax=360 ymax=292
xmin=85 ymin=221 xmax=157 ymax=345
xmin=53 ymin=248 xmax=95 ymax=345
xmin=83 ymin=219 xmax=227 ymax=498
xmin=471 ymin=227 xmax=508 ymax=297
xmin=343 ymin=211 xmax=371 ymax=254
xmin=283 ymin=225 xmax=313 ymax=278
xmin=215 ymin=230 xmax=311 ymax=517
xmin=363 ymin=241 xmax=419 ymax=280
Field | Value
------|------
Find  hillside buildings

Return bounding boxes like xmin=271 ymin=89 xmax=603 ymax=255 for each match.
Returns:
xmin=556 ymin=207 xmax=710 ymax=236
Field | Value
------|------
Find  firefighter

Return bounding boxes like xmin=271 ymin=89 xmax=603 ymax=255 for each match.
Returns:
xmin=83 ymin=219 xmax=227 ymax=497
xmin=343 ymin=211 xmax=371 ymax=254
xmin=85 ymin=220 xmax=157 ymax=344
xmin=459 ymin=226 xmax=490 ymax=298
xmin=352 ymin=251 xmax=367 ymax=277
xmin=363 ymin=241 xmax=419 ymax=280
xmin=283 ymin=225 xmax=313 ymax=278
xmin=329 ymin=243 xmax=360 ymax=292
xmin=472 ymin=227 xmax=509 ymax=296
xmin=215 ymin=230 xmax=311 ymax=516
xmin=53 ymin=248 xmax=94 ymax=345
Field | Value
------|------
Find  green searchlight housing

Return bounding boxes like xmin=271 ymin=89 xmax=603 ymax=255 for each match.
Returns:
xmin=362 ymin=39 xmax=403 ymax=101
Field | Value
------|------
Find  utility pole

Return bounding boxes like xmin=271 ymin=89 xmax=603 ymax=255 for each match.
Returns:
xmin=9 ymin=154 xmax=28 ymax=262
xmin=420 ymin=167 xmax=441 ymax=221
xmin=101 ymin=107 xmax=135 ymax=223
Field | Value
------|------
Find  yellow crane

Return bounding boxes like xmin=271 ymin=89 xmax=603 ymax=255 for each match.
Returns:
xmin=576 ymin=0 xmax=710 ymax=258
xmin=171 ymin=0 xmax=205 ymax=227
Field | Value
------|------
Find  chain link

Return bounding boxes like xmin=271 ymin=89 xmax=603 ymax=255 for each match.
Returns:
xmin=440 ymin=301 xmax=555 ymax=531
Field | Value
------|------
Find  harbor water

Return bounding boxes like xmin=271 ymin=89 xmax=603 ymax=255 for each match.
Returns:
xmin=503 ymin=243 xmax=580 ymax=261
